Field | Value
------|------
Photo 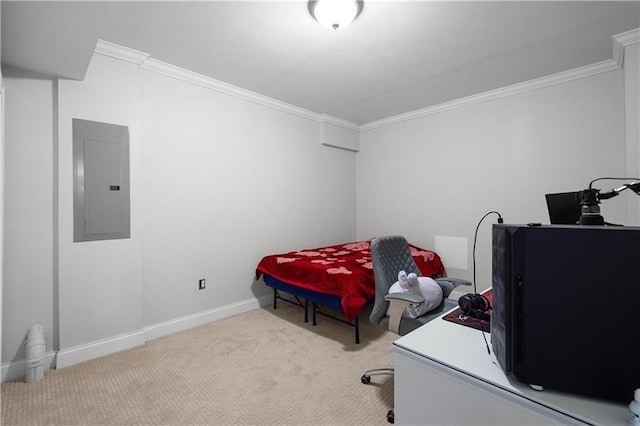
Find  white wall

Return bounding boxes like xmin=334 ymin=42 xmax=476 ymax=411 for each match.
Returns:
xmin=0 ymin=3 xmax=5 ymax=370
xmin=57 ymin=55 xmax=144 ymax=362
xmin=624 ymin=43 xmax=640 ymax=223
xmin=1 ymin=68 xmax=55 ymax=368
xmin=3 ymin=36 xmax=637 ymax=378
xmin=356 ymin=69 xmax=633 ymax=291
xmin=2 ymin=50 xmax=356 ymax=375
xmin=138 ymin=66 xmax=356 ymax=326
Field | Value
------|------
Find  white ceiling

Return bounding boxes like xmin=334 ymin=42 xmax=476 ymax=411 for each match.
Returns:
xmin=2 ymin=1 xmax=639 ymax=125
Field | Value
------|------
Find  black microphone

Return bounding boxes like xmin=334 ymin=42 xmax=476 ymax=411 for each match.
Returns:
xmin=579 ymin=177 xmax=640 ymax=225
xmin=626 ymin=182 xmax=640 ymax=195
xmin=587 ymin=181 xmax=640 ymax=207
xmin=598 ymin=185 xmax=630 ymax=200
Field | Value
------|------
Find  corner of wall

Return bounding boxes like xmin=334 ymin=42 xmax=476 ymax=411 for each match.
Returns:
xmin=621 ymin=35 xmax=640 ymax=225
xmin=0 ymin=65 xmax=5 ymax=378
xmin=320 ymin=115 xmax=360 ymax=152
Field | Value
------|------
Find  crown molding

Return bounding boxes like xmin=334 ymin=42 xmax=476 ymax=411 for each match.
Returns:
xmin=360 ymin=58 xmax=620 ymax=132
xmin=96 ymin=26 xmax=639 ymax=135
xmin=361 ymin=27 xmax=639 ymax=132
xmin=94 ymin=39 xmax=150 ymax=64
xmin=320 ymin=114 xmax=360 ymax=131
xmin=139 ymin=57 xmax=321 ymax=122
xmin=613 ymin=27 xmax=640 ymax=67
xmin=94 ymin=39 xmax=355 ymax=129
xmin=614 ymin=27 xmax=640 ymax=47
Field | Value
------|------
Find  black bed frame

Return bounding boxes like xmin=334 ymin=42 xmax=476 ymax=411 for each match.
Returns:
xmin=263 ymin=274 xmax=363 ymax=344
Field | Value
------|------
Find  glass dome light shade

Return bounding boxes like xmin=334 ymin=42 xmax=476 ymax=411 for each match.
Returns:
xmin=313 ymin=0 xmax=359 ymax=30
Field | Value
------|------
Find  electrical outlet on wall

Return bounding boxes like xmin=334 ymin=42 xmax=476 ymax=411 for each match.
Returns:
xmin=198 ymin=278 xmax=206 ymax=290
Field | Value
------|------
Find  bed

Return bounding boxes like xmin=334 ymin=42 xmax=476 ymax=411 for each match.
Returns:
xmin=255 ymin=240 xmax=446 ymax=343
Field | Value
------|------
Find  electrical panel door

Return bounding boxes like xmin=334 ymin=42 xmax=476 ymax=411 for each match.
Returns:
xmin=73 ymin=119 xmax=130 ymax=242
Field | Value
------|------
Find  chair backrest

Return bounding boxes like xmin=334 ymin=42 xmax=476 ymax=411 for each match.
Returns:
xmin=369 ymin=235 xmax=421 ymax=328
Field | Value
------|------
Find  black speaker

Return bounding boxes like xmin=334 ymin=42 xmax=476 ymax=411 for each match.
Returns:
xmin=491 ymin=224 xmax=640 ymax=403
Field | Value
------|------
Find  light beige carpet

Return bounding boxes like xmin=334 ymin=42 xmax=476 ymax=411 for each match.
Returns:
xmin=2 ymin=302 xmax=396 ymax=425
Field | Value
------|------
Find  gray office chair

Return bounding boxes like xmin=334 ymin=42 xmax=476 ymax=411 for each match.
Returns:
xmin=361 ymin=235 xmax=470 ymax=423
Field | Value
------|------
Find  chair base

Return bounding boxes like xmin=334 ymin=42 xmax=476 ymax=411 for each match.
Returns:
xmin=361 ymin=368 xmax=394 ymax=384
xmin=361 ymin=368 xmax=396 ymax=423
xmin=387 ymin=409 xmax=394 ymax=424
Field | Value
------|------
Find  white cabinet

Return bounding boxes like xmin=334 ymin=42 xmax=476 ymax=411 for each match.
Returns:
xmin=392 ymin=315 xmax=628 ymax=425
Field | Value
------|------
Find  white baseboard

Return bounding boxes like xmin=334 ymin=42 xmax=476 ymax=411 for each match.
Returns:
xmin=56 ymin=330 xmax=146 ymax=369
xmin=143 ymin=295 xmax=272 ymax=341
xmin=1 ymin=295 xmax=273 ymax=382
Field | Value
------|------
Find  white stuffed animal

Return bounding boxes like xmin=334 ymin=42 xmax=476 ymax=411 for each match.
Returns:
xmin=388 ymin=271 xmax=444 ymax=318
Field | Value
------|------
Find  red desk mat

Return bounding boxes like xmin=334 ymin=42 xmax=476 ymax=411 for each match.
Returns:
xmin=442 ymin=289 xmax=492 ymax=332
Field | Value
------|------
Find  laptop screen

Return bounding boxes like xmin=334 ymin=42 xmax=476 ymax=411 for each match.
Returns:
xmin=545 ymin=191 xmax=581 ymax=225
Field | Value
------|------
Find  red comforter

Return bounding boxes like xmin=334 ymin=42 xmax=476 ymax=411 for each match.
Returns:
xmin=256 ymin=240 xmax=445 ymax=322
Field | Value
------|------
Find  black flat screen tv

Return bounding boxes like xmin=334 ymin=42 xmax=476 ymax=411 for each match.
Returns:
xmin=491 ymin=224 xmax=640 ymax=403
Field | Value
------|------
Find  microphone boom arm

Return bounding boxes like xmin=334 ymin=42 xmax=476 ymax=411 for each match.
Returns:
xmin=578 ymin=178 xmax=640 ymax=225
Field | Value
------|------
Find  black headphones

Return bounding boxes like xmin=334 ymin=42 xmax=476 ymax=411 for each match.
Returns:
xmin=458 ymin=293 xmax=491 ymax=322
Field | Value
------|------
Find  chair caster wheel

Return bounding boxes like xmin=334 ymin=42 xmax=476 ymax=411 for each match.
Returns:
xmin=361 ymin=374 xmax=371 ymax=384
xmin=387 ymin=409 xmax=394 ymax=423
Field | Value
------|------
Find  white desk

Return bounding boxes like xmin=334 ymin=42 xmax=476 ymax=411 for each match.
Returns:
xmin=393 ymin=313 xmax=628 ymax=425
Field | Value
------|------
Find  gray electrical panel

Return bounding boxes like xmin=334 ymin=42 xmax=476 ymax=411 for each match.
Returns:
xmin=73 ymin=119 xmax=130 ymax=242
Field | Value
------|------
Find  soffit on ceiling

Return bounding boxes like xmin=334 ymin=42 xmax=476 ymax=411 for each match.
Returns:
xmin=1 ymin=1 xmax=109 ymax=80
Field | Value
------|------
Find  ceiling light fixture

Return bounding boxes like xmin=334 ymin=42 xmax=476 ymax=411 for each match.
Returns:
xmin=311 ymin=0 xmax=360 ymax=30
